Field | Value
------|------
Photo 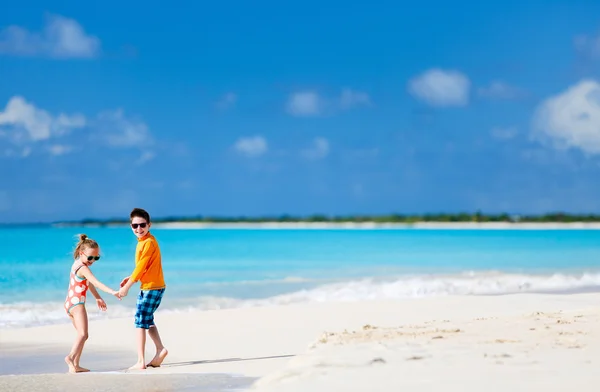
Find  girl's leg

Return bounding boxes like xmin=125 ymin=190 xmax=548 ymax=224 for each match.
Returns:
xmin=64 ymin=305 xmax=89 ymax=373
xmin=65 ymin=313 xmax=78 ymax=373
xmin=72 ymin=306 xmax=90 ymax=372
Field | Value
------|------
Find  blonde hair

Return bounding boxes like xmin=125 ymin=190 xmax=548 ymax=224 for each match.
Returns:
xmin=73 ymin=234 xmax=99 ymax=259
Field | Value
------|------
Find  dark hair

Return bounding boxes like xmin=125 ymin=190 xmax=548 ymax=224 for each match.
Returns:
xmin=73 ymin=234 xmax=99 ymax=259
xmin=130 ymin=207 xmax=151 ymax=223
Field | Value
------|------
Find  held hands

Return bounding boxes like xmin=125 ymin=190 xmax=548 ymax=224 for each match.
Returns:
xmin=118 ymin=276 xmax=130 ymax=299
xmin=118 ymin=286 xmax=129 ymax=298
xmin=111 ymin=290 xmax=123 ymax=300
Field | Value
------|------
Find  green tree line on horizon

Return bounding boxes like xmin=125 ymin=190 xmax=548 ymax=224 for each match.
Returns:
xmin=56 ymin=211 xmax=600 ymax=225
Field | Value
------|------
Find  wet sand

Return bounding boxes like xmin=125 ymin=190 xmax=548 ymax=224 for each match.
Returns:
xmin=0 ymin=373 xmax=255 ymax=392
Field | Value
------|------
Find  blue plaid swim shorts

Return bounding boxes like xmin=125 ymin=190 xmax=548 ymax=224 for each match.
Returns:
xmin=134 ymin=288 xmax=165 ymax=329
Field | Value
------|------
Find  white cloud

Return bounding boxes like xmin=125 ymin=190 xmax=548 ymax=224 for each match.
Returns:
xmin=478 ymin=81 xmax=525 ymax=100
xmin=302 ymin=137 xmax=329 ymax=160
xmin=216 ymin=92 xmax=238 ymax=110
xmin=95 ymin=109 xmax=150 ymax=148
xmin=136 ymin=151 xmax=155 ymax=165
xmin=0 ymin=96 xmax=153 ymax=159
xmin=234 ymin=136 xmax=268 ymax=157
xmin=574 ymin=32 xmax=600 ymax=60
xmin=0 ymin=96 xmax=86 ymax=143
xmin=408 ymin=69 xmax=470 ymax=107
xmin=47 ymin=144 xmax=72 ymax=156
xmin=491 ymin=126 xmax=518 ymax=140
xmin=286 ymin=92 xmax=322 ymax=116
xmin=0 ymin=14 xmax=100 ymax=58
xmin=532 ymin=79 xmax=600 ymax=155
xmin=2 ymin=147 xmax=31 ymax=158
xmin=286 ymin=88 xmax=371 ymax=117
xmin=339 ymin=88 xmax=371 ymax=109
xmin=55 ymin=113 xmax=87 ymax=130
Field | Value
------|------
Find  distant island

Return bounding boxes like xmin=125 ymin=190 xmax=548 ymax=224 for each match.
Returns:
xmin=50 ymin=212 xmax=600 ymax=227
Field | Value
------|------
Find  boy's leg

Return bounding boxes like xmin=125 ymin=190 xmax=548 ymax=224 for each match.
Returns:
xmin=147 ymin=325 xmax=168 ymax=367
xmin=130 ymin=290 xmax=149 ymax=370
xmin=145 ymin=288 xmax=168 ymax=367
xmin=130 ymin=288 xmax=165 ymax=369
xmin=129 ymin=328 xmax=147 ymax=370
xmin=65 ymin=305 xmax=90 ymax=373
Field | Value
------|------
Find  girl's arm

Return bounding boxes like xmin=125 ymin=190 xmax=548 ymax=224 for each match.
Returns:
xmin=88 ymin=283 xmax=108 ymax=311
xmin=88 ymin=283 xmax=101 ymax=299
xmin=78 ymin=266 xmax=117 ymax=295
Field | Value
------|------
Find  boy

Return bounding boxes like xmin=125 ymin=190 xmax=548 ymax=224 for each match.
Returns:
xmin=119 ymin=207 xmax=168 ymax=370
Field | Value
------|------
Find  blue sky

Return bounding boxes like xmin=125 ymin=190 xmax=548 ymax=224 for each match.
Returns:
xmin=2 ymin=1 xmax=600 ymax=223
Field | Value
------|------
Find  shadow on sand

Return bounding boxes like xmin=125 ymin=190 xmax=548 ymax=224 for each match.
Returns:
xmin=162 ymin=354 xmax=296 ymax=368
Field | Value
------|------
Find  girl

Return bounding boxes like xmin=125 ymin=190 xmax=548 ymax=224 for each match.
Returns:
xmin=64 ymin=234 xmax=120 ymax=373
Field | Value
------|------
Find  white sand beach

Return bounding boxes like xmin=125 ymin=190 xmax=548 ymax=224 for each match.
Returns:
xmin=1 ymin=293 xmax=599 ymax=391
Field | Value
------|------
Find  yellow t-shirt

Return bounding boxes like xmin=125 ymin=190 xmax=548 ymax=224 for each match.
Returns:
xmin=130 ymin=233 xmax=165 ymax=290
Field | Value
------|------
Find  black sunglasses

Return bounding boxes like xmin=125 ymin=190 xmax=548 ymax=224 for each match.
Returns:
xmin=131 ymin=222 xmax=147 ymax=229
xmin=84 ymin=255 xmax=101 ymax=261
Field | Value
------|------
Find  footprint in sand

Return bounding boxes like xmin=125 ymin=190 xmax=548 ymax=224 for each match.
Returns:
xmin=556 ymin=319 xmax=572 ymax=324
xmin=492 ymin=339 xmax=521 ymax=344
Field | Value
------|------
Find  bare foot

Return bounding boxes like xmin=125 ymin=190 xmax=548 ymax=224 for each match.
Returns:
xmin=65 ymin=356 xmax=77 ymax=374
xmin=147 ymin=348 xmax=168 ymax=368
xmin=128 ymin=361 xmax=146 ymax=370
xmin=75 ymin=366 xmax=90 ymax=373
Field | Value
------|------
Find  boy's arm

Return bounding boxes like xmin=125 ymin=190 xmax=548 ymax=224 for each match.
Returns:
xmin=120 ymin=276 xmax=136 ymax=296
xmin=120 ymin=241 xmax=155 ymax=296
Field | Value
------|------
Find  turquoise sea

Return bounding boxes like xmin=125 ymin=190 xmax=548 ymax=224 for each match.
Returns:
xmin=1 ymin=226 xmax=600 ymax=328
